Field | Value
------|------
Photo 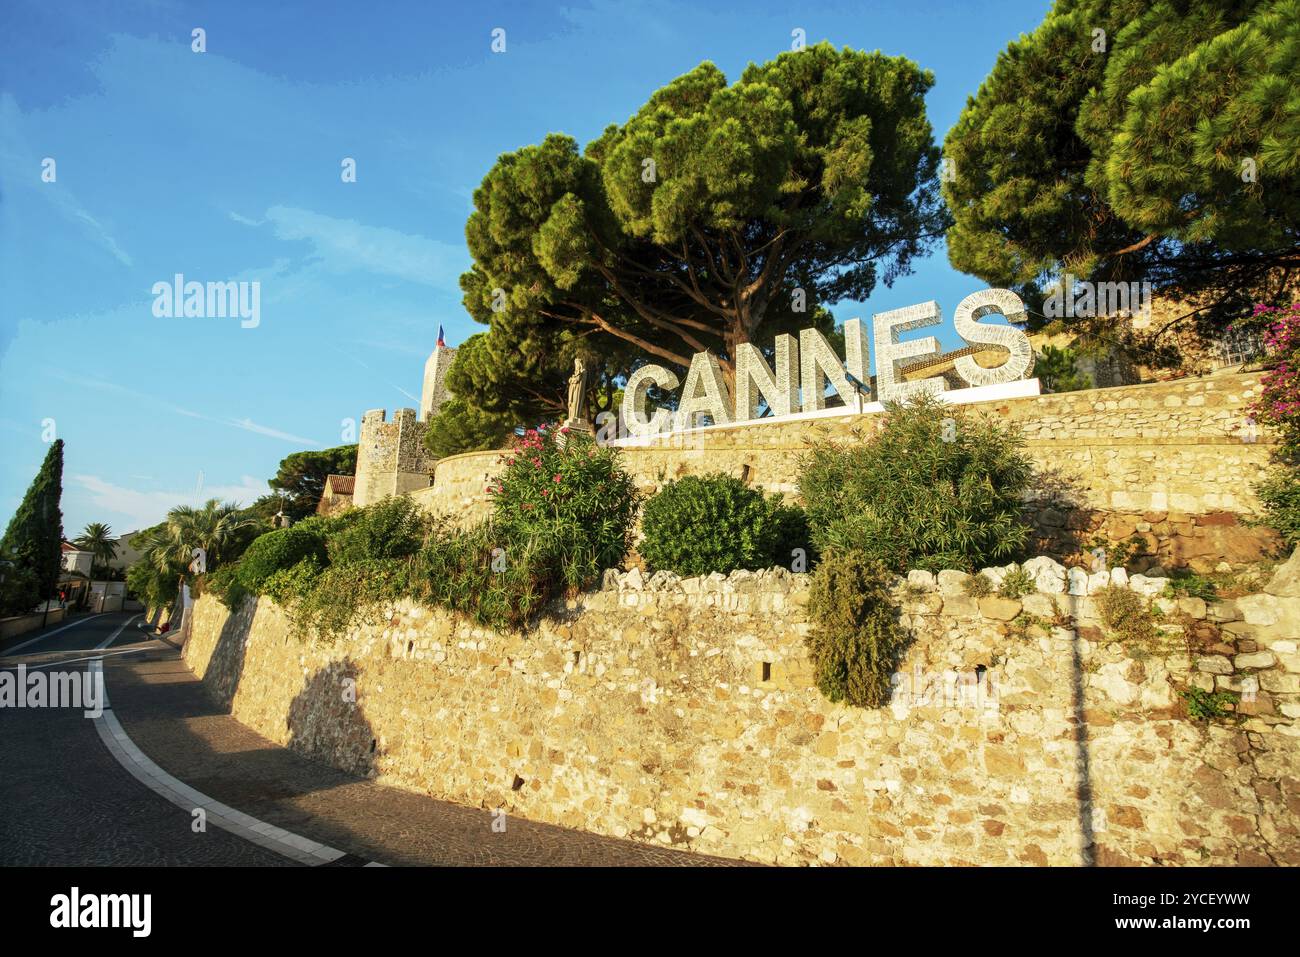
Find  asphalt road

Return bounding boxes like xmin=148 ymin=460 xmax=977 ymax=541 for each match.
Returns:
xmin=0 ymin=613 xmax=288 ymax=865
xmin=0 ymin=612 xmax=740 ymax=867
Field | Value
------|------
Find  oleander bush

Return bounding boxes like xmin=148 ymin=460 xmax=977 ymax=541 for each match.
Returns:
xmin=805 ymin=550 xmax=908 ymax=707
xmin=1249 ymin=303 xmax=1300 ymax=545
xmin=639 ymin=473 xmax=811 ymax=576
xmin=799 ymin=392 xmax=1032 ymax=573
xmin=489 ymin=425 xmax=639 ymax=594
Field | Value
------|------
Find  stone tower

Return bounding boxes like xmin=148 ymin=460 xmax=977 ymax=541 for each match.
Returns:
xmin=422 ymin=341 xmax=457 ymax=421
xmin=353 ymin=333 xmax=454 ymax=508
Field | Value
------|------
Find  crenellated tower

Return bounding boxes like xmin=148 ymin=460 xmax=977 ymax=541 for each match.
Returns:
xmin=353 ymin=336 xmax=455 ymax=508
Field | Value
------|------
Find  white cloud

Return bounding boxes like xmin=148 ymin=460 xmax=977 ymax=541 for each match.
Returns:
xmin=227 ymin=418 xmax=322 ymax=446
xmin=0 ymin=93 xmax=133 ymax=267
xmin=72 ymin=474 xmax=269 ymax=528
xmin=233 ymin=205 xmax=466 ymax=287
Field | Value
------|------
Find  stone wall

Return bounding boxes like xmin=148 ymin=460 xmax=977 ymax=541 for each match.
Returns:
xmin=408 ymin=373 xmax=1279 ymax=569
xmin=183 ymin=551 xmax=1300 ymax=866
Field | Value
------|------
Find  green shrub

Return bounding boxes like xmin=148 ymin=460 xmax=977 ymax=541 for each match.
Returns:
xmin=326 ymin=496 xmax=429 ymax=565
xmin=805 ymin=551 xmax=909 ymax=707
xmin=205 ymin=562 xmax=251 ymax=610
xmin=411 ymin=521 xmax=561 ymax=631
xmin=1093 ymin=584 xmax=1160 ymax=649
xmin=236 ymin=524 xmax=329 ymax=594
xmin=799 ymin=393 xmax=1033 ymax=573
xmin=1181 ymin=686 xmax=1238 ymax=721
xmin=998 ymin=567 xmax=1034 ymax=599
xmin=963 ymin=573 xmax=994 ymax=598
xmin=1255 ymin=466 xmax=1300 ymax=546
xmin=0 ymin=560 xmax=39 ymax=616
xmin=261 ymin=556 xmax=326 ymax=609
xmin=489 ymin=426 xmax=638 ymax=593
xmin=639 ymin=474 xmax=810 ymax=576
xmin=1036 ymin=344 xmax=1093 ymax=393
xmin=1162 ymin=570 xmax=1219 ymax=602
xmin=291 ymin=558 xmax=411 ymax=642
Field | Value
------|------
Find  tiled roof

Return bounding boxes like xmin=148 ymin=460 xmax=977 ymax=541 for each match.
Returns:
xmin=326 ymin=474 xmax=355 ymax=495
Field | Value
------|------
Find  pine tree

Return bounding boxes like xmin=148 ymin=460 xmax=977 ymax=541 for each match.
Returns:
xmin=0 ymin=439 xmax=65 ymax=614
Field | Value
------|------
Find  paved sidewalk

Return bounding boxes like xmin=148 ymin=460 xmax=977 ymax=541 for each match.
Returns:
xmin=102 ymin=643 xmax=743 ymax=866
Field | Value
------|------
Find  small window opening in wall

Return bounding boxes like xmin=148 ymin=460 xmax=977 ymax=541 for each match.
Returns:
xmin=975 ymin=664 xmax=987 ymax=678
xmin=740 ymin=463 xmax=753 ymax=484
xmin=761 ymin=661 xmax=772 ymax=682
xmin=370 ymin=738 xmax=377 ymax=753
xmin=407 ymin=640 xmax=414 ymax=656
xmin=572 ymin=651 xmax=581 ymax=667
xmin=511 ymin=775 xmax=525 ymax=791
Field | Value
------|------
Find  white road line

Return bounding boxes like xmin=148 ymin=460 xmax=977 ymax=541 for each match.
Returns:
xmin=88 ymin=652 xmax=383 ymax=867
xmin=93 ymin=614 xmax=141 ymax=650
xmin=14 ymin=647 xmax=149 ymax=671
xmin=1 ymin=613 xmax=108 ymax=655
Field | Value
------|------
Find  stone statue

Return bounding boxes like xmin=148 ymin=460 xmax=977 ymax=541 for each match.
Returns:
xmin=566 ymin=355 xmax=592 ymax=427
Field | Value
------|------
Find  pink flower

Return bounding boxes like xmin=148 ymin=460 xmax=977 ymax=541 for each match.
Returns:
xmin=553 ymin=473 xmax=562 ymax=483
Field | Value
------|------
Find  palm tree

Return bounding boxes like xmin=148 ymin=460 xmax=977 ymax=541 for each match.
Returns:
xmin=165 ymin=499 xmax=258 ymax=578
xmin=75 ymin=522 xmax=118 ymax=570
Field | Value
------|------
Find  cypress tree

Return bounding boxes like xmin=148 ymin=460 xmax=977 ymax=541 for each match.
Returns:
xmin=0 ymin=439 xmax=65 ymax=613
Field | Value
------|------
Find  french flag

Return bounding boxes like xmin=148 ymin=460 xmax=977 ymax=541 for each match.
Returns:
xmin=436 ymin=324 xmax=446 ymax=348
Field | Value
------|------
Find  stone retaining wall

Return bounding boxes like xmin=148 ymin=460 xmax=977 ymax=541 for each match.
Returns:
xmin=183 ymin=549 xmax=1300 ymax=866
xmin=410 ymin=374 xmax=1280 ymax=569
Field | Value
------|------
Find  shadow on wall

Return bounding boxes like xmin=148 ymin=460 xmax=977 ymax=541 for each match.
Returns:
xmin=1022 ymin=464 xmax=1091 ymax=560
xmin=198 ymin=595 xmax=259 ymax=711
xmin=286 ymin=659 xmax=378 ymax=779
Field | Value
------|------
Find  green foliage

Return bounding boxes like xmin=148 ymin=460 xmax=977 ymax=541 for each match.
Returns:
xmin=490 ymin=426 xmax=639 ymax=594
xmin=963 ymin=573 xmax=994 ymax=598
xmin=126 ymin=556 xmax=177 ymax=610
xmin=799 ymin=393 xmax=1033 ymax=573
xmin=0 ymin=439 xmax=64 ymax=615
xmin=326 ymin=496 xmax=429 ymax=566
xmin=1162 ymin=571 xmax=1220 ymax=602
xmin=1036 ymin=345 xmax=1093 ymax=393
xmin=1256 ymin=468 xmax=1300 ymax=545
xmin=944 ymin=0 xmax=1298 ymax=327
xmin=223 ymin=425 xmax=641 ymax=638
xmin=268 ymin=444 xmax=358 ymax=522
xmin=460 ymin=43 xmax=946 ymax=403
xmin=204 ymin=561 xmax=250 ymax=610
xmin=639 ymin=473 xmax=808 ymax=576
xmin=805 ymin=551 xmax=908 ymax=708
xmin=410 ymin=521 xmax=562 ymax=631
xmin=423 ymin=394 xmax=517 ymax=458
xmin=998 ymin=567 xmax=1034 ymax=599
xmin=0 ymin=560 xmax=39 ymax=617
xmin=1094 ymin=584 xmax=1160 ymax=650
xmin=288 ymin=559 xmax=410 ymax=643
xmin=236 ymin=525 xmax=330 ymax=594
xmin=74 ymin=522 xmax=118 ymax=566
xmin=1181 ymin=686 xmax=1239 ymax=722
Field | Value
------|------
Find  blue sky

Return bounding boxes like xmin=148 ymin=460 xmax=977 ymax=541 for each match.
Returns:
xmin=0 ymin=0 xmax=1051 ymax=537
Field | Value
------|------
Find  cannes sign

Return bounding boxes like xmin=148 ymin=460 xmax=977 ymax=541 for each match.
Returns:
xmin=617 ymin=288 xmax=1037 ymax=439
